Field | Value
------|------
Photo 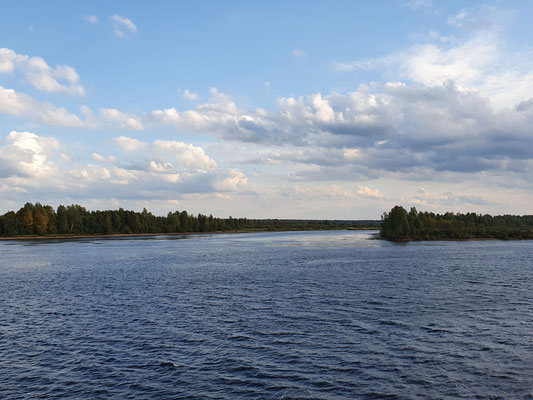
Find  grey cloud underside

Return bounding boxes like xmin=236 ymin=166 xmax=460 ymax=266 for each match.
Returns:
xmin=181 ymin=82 xmax=532 ymax=178
xmin=0 ymin=160 xmax=18 ymax=178
xmin=3 ymin=76 xmax=532 ymax=183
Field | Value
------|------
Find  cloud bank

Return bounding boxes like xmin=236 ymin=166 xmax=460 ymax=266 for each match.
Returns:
xmin=0 ymin=132 xmax=248 ymax=204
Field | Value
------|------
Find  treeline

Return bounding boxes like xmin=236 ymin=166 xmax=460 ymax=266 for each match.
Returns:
xmin=0 ymin=202 xmax=378 ymax=237
xmin=381 ymin=205 xmax=533 ymax=240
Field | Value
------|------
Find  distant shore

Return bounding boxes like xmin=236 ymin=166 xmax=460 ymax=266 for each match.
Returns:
xmin=0 ymin=227 xmax=378 ymax=241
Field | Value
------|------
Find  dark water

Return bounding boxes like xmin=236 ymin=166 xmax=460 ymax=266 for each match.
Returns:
xmin=1 ymin=230 xmax=533 ymax=399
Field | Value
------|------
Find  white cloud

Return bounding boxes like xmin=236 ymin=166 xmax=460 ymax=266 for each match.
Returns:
xmin=0 ymin=89 xmax=148 ymax=130
xmin=357 ymin=185 xmax=383 ymax=199
xmin=151 ymin=87 xmax=255 ymax=139
xmin=182 ymin=89 xmax=199 ymax=101
xmin=0 ymin=132 xmax=249 ymax=207
xmin=147 ymin=8 xmax=533 ymax=190
xmin=332 ymin=59 xmax=377 ymax=72
xmin=152 ymin=139 xmax=218 ymax=171
xmin=214 ymin=169 xmax=248 ymax=191
xmin=447 ymin=10 xmax=469 ymax=27
xmin=333 ymin=10 xmax=532 ymax=110
xmin=113 ymin=136 xmax=145 ymax=152
xmin=0 ymin=48 xmax=84 ymax=95
xmin=106 ymin=137 xmax=246 ymax=195
xmin=92 ymin=153 xmax=116 ymax=163
xmin=92 ymin=153 xmax=105 ymax=162
xmin=110 ymin=14 xmax=137 ymax=37
xmin=150 ymin=82 xmax=533 ymax=181
xmin=113 ymin=137 xmax=219 ymax=174
xmin=100 ymin=108 xmax=144 ymax=130
xmin=403 ymin=0 xmax=433 ymax=11
xmin=292 ymin=49 xmax=307 ymax=57
xmin=164 ymin=81 xmax=530 ymax=197
xmin=70 ymin=164 xmax=112 ymax=182
xmin=0 ymin=131 xmax=59 ymax=178
xmin=84 ymin=15 xmax=99 ymax=24
xmin=0 ymin=86 xmax=84 ymax=127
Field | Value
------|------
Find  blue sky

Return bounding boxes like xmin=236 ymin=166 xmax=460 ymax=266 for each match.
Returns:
xmin=1 ymin=1 xmax=533 ymax=218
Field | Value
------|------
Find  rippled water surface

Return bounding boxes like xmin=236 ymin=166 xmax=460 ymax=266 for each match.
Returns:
xmin=1 ymin=230 xmax=533 ymax=399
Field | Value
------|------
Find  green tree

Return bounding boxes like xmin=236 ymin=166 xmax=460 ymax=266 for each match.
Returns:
xmin=56 ymin=205 xmax=68 ymax=233
xmin=33 ymin=205 xmax=49 ymax=234
xmin=381 ymin=206 xmax=411 ymax=239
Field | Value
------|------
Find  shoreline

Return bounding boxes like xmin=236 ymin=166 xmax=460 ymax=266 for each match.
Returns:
xmin=0 ymin=228 xmax=379 ymax=241
xmin=382 ymin=236 xmax=533 ymax=242
xmin=2 ymin=230 xmax=530 ymax=242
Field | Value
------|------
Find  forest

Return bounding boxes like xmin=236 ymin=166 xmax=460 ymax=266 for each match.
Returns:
xmin=0 ymin=202 xmax=379 ymax=237
xmin=380 ymin=205 xmax=533 ymax=240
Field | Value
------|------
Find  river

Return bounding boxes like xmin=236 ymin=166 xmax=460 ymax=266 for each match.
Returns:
xmin=1 ymin=230 xmax=532 ymax=399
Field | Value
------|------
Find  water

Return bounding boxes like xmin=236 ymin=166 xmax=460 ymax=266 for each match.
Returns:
xmin=1 ymin=230 xmax=532 ymax=399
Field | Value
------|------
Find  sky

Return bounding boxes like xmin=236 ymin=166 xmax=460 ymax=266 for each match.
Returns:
xmin=1 ymin=0 xmax=533 ymax=219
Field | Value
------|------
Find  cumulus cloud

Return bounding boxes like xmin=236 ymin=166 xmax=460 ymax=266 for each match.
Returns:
xmin=151 ymin=87 xmax=272 ymax=142
xmin=0 ymin=132 xmax=249 ymax=206
xmin=333 ymin=10 xmax=532 ymax=109
xmin=152 ymin=140 xmax=218 ymax=171
xmin=0 ymin=86 xmax=148 ymax=130
xmin=151 ymin=82 xmax=533 ymax=176
xmin=92 ymin=153 xmax=116 ymax=163
xmin=99 ymin=108 xmax=144 ymax=130
xmin=0 ymin=48 xmax=84 ymax=95
xmin=110 ymin=14 xmax=137 ymax=37
xmin=148 ymin=16 xmax=533 ymax=185
xmin=182 ymin=89 xmax=199 ymax=101
xmin=0 ymin=86 xmax=85 ymax=127
xmin=106 ymin=137 xmax=247 ymax=196
xmin=214 ymin=169 xmax=248 ymax=192
xmin=0 ymin=131 xmax=59 ymax=179
xmin=0 ymin=48 xmax=149 ymax=130
xmin=113 ymin=137 xmax=219 ymax=175
xmin=357 ymin=185 xmax=383 ymax=199
xmin=113 ymin=136 xmax=145 ymax=152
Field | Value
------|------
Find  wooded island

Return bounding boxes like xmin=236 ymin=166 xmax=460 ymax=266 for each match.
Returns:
xmin=0 ymin=202 xmax=378 ymax=238
xmin=380 ymin=205 xmax=533 ymax=240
